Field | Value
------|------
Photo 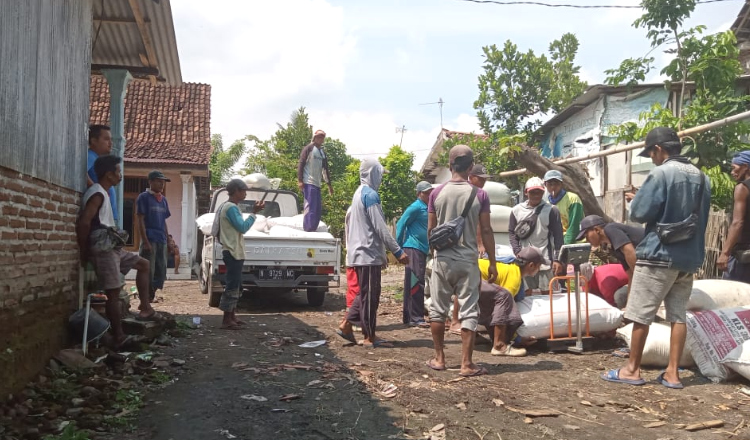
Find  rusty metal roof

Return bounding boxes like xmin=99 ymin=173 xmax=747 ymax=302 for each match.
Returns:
xmin=91 ymin=0 xmax=182 ymax=84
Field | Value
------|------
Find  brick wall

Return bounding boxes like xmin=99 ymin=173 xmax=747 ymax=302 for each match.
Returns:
xmin=0 ymin=165 xmax=80 ymax=396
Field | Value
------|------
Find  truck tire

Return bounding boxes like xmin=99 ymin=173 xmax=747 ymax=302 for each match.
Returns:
xmin=306 ymin=281 xmax=327 ymax=307
xmin=199 ymin=265 xmax=208 ymax=295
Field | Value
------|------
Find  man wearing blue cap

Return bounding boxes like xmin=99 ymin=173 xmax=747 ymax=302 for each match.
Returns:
xmin=396 ymin=181 xmax=434 ymax=328
xmin=543 ymin=169 xmax=584 ymax=245
xmin=719 ymin=151 xmax=750 ymax=283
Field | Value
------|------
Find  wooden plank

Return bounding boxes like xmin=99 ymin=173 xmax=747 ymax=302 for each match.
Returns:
xmin=128 ymin=0 xmax=158 ymax=68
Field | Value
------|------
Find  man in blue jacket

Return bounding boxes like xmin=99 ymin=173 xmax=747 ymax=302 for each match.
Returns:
xmin=396 ymin=181 xmax=433 ymax=328
xmin=602 ymin=127 xmax=710 ymax=390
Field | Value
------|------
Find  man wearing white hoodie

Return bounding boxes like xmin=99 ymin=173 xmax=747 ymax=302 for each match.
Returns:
xmin=337 ymin=159 xmax=409 ymax=348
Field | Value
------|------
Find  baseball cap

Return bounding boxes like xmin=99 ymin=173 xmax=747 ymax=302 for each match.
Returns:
xmin=575 ymin=214 xmax=607 ymax=241
xmin=524 ymin=176 xmax=545 ymax=193
xmin=638 ymin=127 xmax=681 ymax=157
xmin=470 ymin=164 xmax=491 ymax=178
xmin=449 ymin=144 xmax=474 ymax=167
xmin=226 ymin=178 xmax=249 ymax=194
xmin=517 ymin=246 xmax=548 ymax=265
xmin=543 ymin=169 xmax=563 ymax=183
xmin=148 ymin=170 xmax=170 ymax=181
xmin=416 ymin=181 xmax=433 ymax=193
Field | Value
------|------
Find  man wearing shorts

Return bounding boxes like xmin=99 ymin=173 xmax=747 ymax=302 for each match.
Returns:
xmin=601 ymin=127 xmax=710 ymax=389
xmin=77 ymin=156 xmax=158 ymax=347
xmin=426 ymin=145 xmax=497 ymax=377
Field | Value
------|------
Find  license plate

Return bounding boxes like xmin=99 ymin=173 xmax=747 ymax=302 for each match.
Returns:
xmin=259 ymin=269 xmax=295 ymax=280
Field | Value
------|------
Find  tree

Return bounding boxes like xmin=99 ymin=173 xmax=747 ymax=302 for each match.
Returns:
xmin=605 ymin=0 xmax=750 ymax=209
xmin=378 ymin=145 xmax=417 ymax=220
xmin=474 ymin=33 xmax=587 ymax=137
xmin=209 ymin=134 xmax=251 ymax=186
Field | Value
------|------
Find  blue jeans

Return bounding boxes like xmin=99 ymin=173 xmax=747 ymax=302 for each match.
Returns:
xmin=220 ymin=250 xmax=244 ymax=312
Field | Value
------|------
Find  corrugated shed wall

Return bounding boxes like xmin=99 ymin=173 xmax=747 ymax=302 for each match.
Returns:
xmin=0 ymin=0 xmax=93 ymax=192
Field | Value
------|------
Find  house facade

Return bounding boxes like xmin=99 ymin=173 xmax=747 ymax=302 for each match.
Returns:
xmin=89 ymin=76 xmax=212 ymax=278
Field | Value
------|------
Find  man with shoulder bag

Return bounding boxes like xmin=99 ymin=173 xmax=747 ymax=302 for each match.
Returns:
xmin=718 ymin=151 xmax=750 ymax=283
xmin=601 ymin=127 xmax=711 ymax=390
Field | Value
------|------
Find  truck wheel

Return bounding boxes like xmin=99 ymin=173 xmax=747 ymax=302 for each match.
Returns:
xmin=199 ymin=265 xmax=208 ymax=295
xmin=306 ymin=282 xmax=327 ymax=307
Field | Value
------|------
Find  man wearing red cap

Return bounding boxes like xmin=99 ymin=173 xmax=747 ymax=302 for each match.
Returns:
xmin=297 ymin=130 xmax=333 ymax=232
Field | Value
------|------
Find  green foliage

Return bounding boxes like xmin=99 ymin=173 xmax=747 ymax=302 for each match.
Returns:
xmin=475 ymin=33 xmax=587 ymax=137
xmin=325 ymin=160 xmax=361 ymax=242
xmin=379 ymin=145 xmax=417 ymax=220
xmin=606 ymin=0 xmax=750 ymax=208
xmin=43 ymin=424 xmax=90 ymax=440
xmin=436 ymin=132 xmax=526 ymax=186
xmin=604 ymin=56 xmax=655 ymax=87
xmin=209 ymin=134 xmax=250 ymax=187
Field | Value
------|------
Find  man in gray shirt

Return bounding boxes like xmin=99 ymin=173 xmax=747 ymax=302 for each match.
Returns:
xmin=426 ymin=145 xmax=497 ymax=378
xmin=297 ymin=130 xmax=333 ymax=232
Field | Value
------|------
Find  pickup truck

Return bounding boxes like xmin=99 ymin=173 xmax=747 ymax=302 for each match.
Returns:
xmin=198 ymin=187 xmax=341 ymax=307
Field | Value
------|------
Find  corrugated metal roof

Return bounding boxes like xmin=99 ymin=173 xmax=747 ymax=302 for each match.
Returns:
xmin=732 ymin=1 xmax=750 ymax=42
xmin=91 ymin=0 xmax=182 ymax=84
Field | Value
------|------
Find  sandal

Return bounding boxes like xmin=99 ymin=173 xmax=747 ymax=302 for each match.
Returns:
xmin=459 ymin=366 xmax=488 ymax=377
xmin=362 ymin=340 xmax=394 ymax=348
xmin=136 ymin=311 xmax=165 ymax=322
xmin=425 ymin=359 xmax=446 ymax=371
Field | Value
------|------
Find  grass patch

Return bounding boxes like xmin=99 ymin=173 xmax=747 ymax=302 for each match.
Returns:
xmin=43 ymin=424 xmax=90 ymax=440
xmin=392 ymin=291 xmax=404 ymax=303
xmin=103 ymin=389 xmax=143 ymax=432
xmin=148 ymin=371 xmax=172 ymax=384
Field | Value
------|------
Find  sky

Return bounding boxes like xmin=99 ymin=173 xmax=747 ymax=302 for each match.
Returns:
xmin=171 ymin=0 xmax=743 ymax=171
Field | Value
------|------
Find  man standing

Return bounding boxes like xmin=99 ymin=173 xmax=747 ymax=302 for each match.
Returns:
xmin=216 ymin=179 xmax=265 ymax=330
xmin=337 ymin=159 xmax=408 ymax=348
xmin=543 ymin=170 xmax=584 ymax=245
xmin=77 ymin=156 xmax=159 ymax=347
xmin=469 ymin=164 xmax=491 ymax=188
xmin=297 ymin=129 xmax=334 ymax=232
xmin=426 ymin=145 xmax=497 ymax=377
xmin=576 ymin=215 xmax=645 ymax=307
xmin=601 ymin=127 xmax=710 ymax=389
xmin=136 ymin=170 xmax=171 ymax=303
xmin=87 ymin=125 xmax=118 ymax=224
xmin=396 ymin=181 xmax=433 ymax=328
xmin=508 ymin=177 xmax=564 ymax=294
xmin=718 ymin=151 xmax=750 ymax=283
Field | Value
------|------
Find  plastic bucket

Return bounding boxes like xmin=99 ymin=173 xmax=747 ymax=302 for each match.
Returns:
xmin=69 ymin=307 xmax=110 ymax=343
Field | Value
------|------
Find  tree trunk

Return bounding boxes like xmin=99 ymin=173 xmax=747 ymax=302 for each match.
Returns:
xmin=514 ymin=146 xmax=612 ymax=222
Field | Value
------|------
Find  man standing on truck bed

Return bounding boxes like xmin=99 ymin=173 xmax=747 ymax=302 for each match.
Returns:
xmin=298 ymin=129 xmax=334 ymax=232
xmin=216 ymin=179 xmax=265 ymax=330
xmin=337 ymin=158 xmax=409 ymax=348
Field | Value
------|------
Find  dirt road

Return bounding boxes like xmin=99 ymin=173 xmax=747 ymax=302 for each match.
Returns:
xmin=121 ymin=271 xmax=750 ymax=440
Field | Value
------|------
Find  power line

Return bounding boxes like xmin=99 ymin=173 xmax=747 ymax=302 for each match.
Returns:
xmin=454 ymin=0 xmax=738 ymax=8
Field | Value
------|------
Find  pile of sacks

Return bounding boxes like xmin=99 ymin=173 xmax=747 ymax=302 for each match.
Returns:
xmin=196 ymin=213 xmax=332 ymax=239
xmin=616 ymin=279 xmax=750 ymax=383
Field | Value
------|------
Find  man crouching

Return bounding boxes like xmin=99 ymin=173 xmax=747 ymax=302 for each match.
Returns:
xmin=77 ymin=155 xmax=161 ymax=347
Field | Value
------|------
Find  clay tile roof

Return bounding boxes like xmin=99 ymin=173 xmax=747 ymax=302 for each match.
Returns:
xmin=89 ymin=75 xmax=212 ymax=166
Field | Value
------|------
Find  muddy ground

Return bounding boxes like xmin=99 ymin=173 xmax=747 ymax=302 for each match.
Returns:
xmin=119 ymin=269 xmax=750 ymax=440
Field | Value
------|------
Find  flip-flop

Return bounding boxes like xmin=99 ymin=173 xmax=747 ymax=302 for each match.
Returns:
xmin=136 ymin=311 xmax=165 ymax=322
xmin=459 ymin=366 xmax=488 ymax=378
xmin=363 ymin=340 xmax=394 ymax=348
xmin=425 ymin=359 xmax=446 ymax=371
xmin=656 ymin=372 xmax=684 ymax=389
xmin=600 ymin=368 xmax=646 ymax=386
xmin=336 ymin=329 xmax=357 ymax=344
xmin=220 ymin=324 xmax=243 ymax=330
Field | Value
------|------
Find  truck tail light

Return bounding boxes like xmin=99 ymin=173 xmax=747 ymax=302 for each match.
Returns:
xmin=217 ymin=264 xmax=227 ymax=274
xmin=316 ymin=266 xmax=334 ymax=274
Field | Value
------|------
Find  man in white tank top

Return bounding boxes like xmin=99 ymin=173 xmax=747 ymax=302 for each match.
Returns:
xmin=77 ymin=156 xmax=161 ymax=347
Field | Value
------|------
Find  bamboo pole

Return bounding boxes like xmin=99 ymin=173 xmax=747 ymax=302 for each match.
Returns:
xmin=498 ymin=109 xmax=750 ymax=178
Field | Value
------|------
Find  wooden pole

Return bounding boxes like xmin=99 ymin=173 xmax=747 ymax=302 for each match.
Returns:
xmin=498 ymin=109 xmax=750 ymax=178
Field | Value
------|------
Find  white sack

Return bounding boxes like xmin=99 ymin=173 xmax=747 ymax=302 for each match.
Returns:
xmin=266 ymin=215 xmax=329 ymax=232
xmin=686 ymin=307 xmax=750 ymax=382
xmin=242 ymin=173 xmax=272 ymax=189
xmin=484 ymin=182 xmax=511 ymax=206
xmin=516 ymin=293 xmax=623 ymax=339
xmin=720 ymin=340 xmax=750 ymax=382
xmin=267 ymin=225 xmax=334 ymax=239
xmin=688 ymin=279 xmax=750 ymax=311
xmin=195 ymin=213 xmax=268 ymax=235
xmin=495 ymin=244 xmax=515 ymax=259
xmin=490 ymin=205 xmax=512 ymax=232
xmin=616 ymin=323 xmax=694 ymax=367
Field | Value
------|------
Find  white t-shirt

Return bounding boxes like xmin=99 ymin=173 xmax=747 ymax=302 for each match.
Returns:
xmin=82 ymin=183 xmax=115 ymax=227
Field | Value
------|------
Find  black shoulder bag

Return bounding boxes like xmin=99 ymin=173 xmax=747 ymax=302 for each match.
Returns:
xmin=655 ymin=174 xmax=705 ymax=245
xmin=429 ymin=186 xmax=478 ymax=251
xmin=513 ymin=203 xmax=546 ymax=240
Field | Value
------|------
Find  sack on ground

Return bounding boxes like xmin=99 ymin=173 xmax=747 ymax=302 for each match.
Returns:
xmin=616 ymin=323 xmax=694 ymax=367
xmin=516 ymin=293 xmax=623 ymax=339
xmin=687 ymin=279 xmax=750 ymax=311
xmin=720 ymin=340 xmax=750 ymax=381
xmin=686 ymin=307 xmax=750 ymax=382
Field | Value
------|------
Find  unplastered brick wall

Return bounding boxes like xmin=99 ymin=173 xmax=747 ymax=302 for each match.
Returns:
xmin=0 ymin=165 xmax=80 ymax=396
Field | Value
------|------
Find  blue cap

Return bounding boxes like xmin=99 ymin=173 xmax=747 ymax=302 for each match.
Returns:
xmin=543 ymin=170 xmax=563 ymax=183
